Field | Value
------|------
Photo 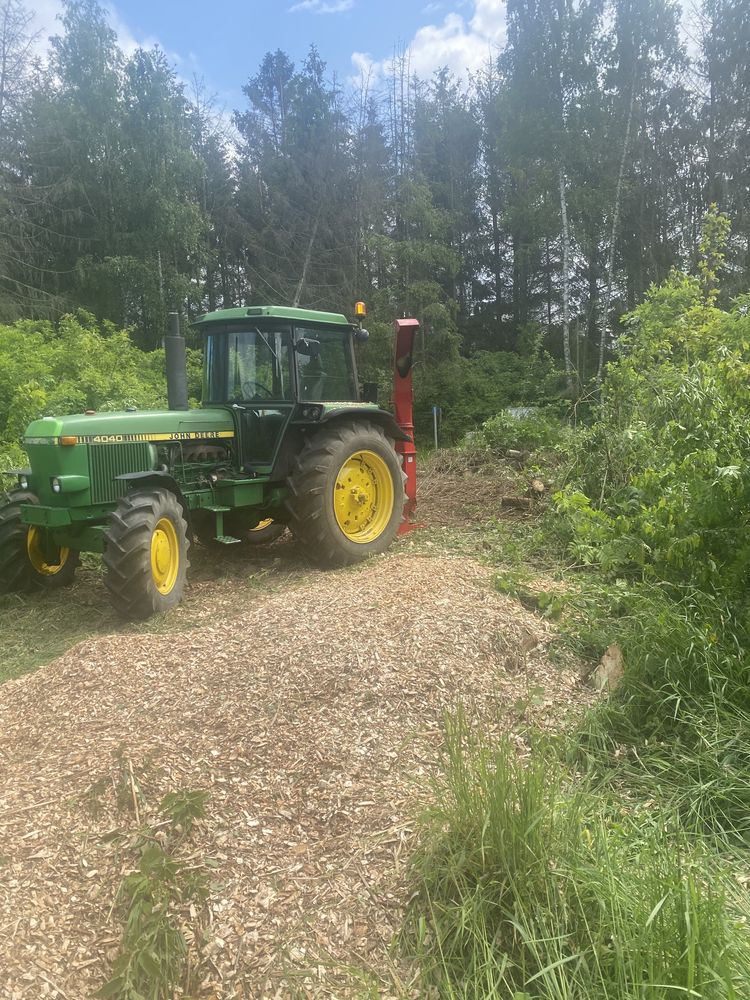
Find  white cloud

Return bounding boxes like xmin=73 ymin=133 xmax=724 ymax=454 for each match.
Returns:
xmin=353 ymin=0 xmax=696 ymax=89
xmin=26 ymin=1 xmax=179 ymax=64
xmin=289 ymin=0 xmax=355 ymax=13
xmin=27 ymin=0 xmax=63 ymax=57
xmin=351 ymin=0 xmax=507 ymax=87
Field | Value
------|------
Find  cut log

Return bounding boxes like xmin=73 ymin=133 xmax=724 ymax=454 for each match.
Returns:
xmin=506 ymin=449 xmax=531 ymax=467
xmin=591 ymin=643 xmax=624 ymax=695
xmin=501 ymin=496 xmax=532 ymax=511
xmin=530 ymin=478 xmax=546 ymax=496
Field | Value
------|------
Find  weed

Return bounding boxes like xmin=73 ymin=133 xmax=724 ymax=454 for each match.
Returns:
xmin=548 ymin=577 xmax=750 ymax=845
xmin=406 ymin=710 xmax=750 ymax=999
xmin=96 ymin=788 xmax=209 ymax=1000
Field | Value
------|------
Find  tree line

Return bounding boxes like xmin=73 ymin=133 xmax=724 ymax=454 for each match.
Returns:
xmin=0 ymin=0 xmax=748 ymax=389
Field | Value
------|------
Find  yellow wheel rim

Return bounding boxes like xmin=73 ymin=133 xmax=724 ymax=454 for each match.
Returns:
xmin=151 ymin=517 xmax=180 ymax=595
xmin=26 ymin=527 xmax=70 ymax=576
xmin=334 ymin=450 xmax=394 ymax=543
xmin=251 ymin=518 xmax=274 ymax=532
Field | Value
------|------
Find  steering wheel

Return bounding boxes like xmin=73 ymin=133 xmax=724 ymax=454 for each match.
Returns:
xmin=242 ymin=380 xmax=274 ymax=401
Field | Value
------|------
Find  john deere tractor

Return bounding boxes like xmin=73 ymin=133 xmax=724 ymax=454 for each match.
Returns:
xmin=0 ymin=305 xmax=414 ymax=619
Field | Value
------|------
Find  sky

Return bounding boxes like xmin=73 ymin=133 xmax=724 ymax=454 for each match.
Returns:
xmin=27 ymin=0 xmax=509 ymax=111
xmin=27 ymin=0 xmax=694 ymax=115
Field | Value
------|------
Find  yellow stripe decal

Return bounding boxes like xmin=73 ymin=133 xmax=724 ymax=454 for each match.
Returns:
xmin=26 ymin=431 xmax=235 ymax=445
xmin=86 ymin=431 xmax=235 ymax=443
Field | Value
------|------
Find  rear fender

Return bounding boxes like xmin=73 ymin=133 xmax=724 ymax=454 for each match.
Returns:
xmin=319 ymin=408 xmax=411 ymax=442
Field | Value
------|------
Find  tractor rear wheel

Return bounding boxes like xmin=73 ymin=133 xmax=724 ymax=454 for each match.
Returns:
xmin=103 ymin=488 xmax=189 ymax=619
xmin=286 ymin=420 xmax=404 ymax=566
xmin=193 ymin=511 xmax=286 ymax=548
xmin=244 ymin=518 xmax=286 ymax=545
xmin=0 ymin=489 xmax=79 ymax=593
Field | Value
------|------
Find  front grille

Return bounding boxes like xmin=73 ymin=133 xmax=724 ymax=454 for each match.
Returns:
xmin=88 ymin=443 xmax=153 ymax=504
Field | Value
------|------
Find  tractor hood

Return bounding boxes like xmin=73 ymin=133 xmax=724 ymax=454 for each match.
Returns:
xmin=24 ymin=408 xmax=235 ymax=444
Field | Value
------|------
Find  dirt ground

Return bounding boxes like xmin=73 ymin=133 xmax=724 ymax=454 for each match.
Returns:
xmin=0 ymin=466 xmax=590 ymax=1000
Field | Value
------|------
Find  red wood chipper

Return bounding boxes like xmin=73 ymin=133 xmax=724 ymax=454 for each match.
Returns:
xmin=393 ymin=317 xmax=421 ymax=534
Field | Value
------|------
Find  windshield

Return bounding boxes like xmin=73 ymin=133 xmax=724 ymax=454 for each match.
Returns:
xmin=296 ymin=326 xmax=358 ymax=402
xmin=204 ymin=327 xmax=293 ymax=402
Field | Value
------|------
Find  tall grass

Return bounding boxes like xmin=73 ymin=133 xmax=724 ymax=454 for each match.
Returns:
xmin=406 ymin=712 xmax=749 ymax=999
xmin=561 ymin=579 xmax=750 ymax=845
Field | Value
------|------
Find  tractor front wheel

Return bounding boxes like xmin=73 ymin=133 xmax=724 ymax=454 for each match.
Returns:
xmin=286 ymin=420 xmax=405 ymax=566
xmin=103 ymin=489 xmax=189 ymax=619
xmin=0 ymin=489 xmax=79 ymax=593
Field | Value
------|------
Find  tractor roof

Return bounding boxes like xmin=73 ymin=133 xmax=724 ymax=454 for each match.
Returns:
xmin=193 ymin=306 xmax=352 ymax=328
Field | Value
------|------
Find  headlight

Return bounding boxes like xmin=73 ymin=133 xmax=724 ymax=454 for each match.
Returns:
xmin=51 ymin=477 xmax=61 ymax=493
xmin=19 ymin=475 xmax=28 ymax=489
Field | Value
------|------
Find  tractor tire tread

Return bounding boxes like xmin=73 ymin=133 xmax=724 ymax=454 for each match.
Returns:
xmin=284 ymin=420 xmax=404 ymax=568
xmin=0 ymin=489 xmax=79 ymax=593
xmin=103 ymin=489 xmax=189 ymax=619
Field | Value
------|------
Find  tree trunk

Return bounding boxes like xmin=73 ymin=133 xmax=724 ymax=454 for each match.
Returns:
xmin=293 ymin=215 xmax=320 ymax=308
xmin=558 ymin=167 xmax=573 ymax=392
xmin=596 ymin=75 xmax=636 ymax=387
xmin=491 ymin=203 xmax=502 ymax=329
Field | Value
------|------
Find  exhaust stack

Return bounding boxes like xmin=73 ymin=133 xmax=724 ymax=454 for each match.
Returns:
xmin=165 ymin=311 xmax=189 ymax=411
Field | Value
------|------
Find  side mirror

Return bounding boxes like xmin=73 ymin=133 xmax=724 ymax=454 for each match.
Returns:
xmin=354 ymin=327 xmax=369 ymax=342
xmin=295 ymin=337 xmax=321 ymax=358
xmin=361 ymin=381 xmax=378 ymax=404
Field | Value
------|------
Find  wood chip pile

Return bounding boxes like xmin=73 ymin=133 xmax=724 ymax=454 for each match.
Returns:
xmin=0 ymin=553 xmax=588 ymax=998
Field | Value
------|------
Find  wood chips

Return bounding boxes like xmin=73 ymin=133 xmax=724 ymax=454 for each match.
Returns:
xmin=0 ymin=551 xmax=589 ymax=998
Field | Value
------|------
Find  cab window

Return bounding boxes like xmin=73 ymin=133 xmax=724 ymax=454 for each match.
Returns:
xmin=204 ymin=327 xmax=293 ymax=402
xmin=296 ymin=326 xmax=358 ymax=402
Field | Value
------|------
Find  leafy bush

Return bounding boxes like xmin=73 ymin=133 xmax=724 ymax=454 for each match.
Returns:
xmin=560 ymin=212 xmax=750 ymax=598
xmin=477 ymin=406 xmax=570 ymax=454
xmin=0 ymin=312 xmax=202 ymax=470
xmin=406 ymin=711 xmax=749 ymax=998
xmin=413 ymin=349 xmax=560 ymax=444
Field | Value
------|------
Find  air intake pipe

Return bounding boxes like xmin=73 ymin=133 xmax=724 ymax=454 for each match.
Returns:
xmin=165 ymin=312 xmax=189 ymax=411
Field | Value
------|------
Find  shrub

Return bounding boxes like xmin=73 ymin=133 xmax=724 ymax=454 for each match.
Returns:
xmin=0 ymin=312 xmax=202 ymax=470
xmin=477 ymin=407 xmax=570 ymax=454
xmin=413 ymin=350 xmax=560 ymax=444
xmin=561 ymin=214 xmax=750 ymax=599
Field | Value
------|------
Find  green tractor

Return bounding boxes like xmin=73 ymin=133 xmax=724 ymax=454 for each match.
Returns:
xmin=0 ymin=305 xmax=413 ymax=619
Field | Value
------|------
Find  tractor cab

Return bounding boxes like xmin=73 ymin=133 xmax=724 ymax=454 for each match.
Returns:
xmin=195 ymin=306 xmax=364 ymax=470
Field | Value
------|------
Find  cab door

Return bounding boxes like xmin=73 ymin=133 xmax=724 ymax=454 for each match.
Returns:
xmin=227 ymin=324 xmax=295 ymax=470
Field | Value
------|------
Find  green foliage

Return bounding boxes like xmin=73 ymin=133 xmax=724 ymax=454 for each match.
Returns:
xmin=406 ymin=711 xmax=749 ymax=998
xmin=97 ymin=789 xmax=209 ymax=1000
xmin=557 ymin=576 xmax=750 ymax=844
xmin=0 ymin=312 xmax=202 ymax=469
xmin=414 ymin=351 xmax=558 ymax=443
xmin=561 ymin=214 xmax=750 ymax=595
xmin=477 ymin=407 xmax=570 ymax=455
xmin=544 ymin=215 xmax=750 ymax=843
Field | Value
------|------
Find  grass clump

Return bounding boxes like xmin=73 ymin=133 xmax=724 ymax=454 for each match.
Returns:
xmin=406 ymin=712 xmax=749 ymax=999
xmin=560 ymin=578 xmax=750 ymax=846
